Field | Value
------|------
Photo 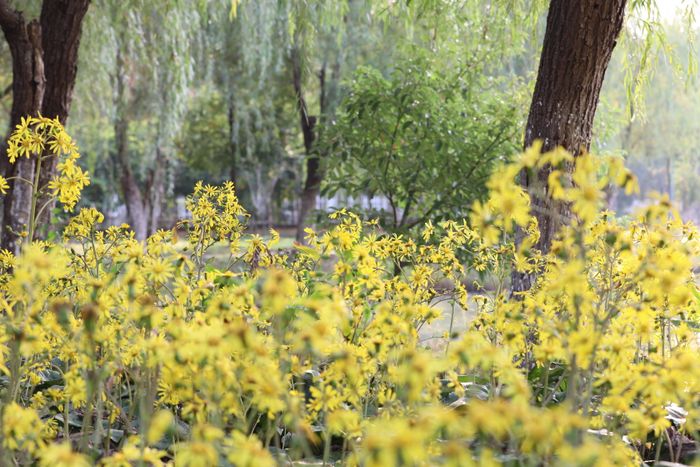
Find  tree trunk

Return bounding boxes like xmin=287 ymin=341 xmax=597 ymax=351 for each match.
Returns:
xmin=512 ymin=0 xmax=627 ymax=292
xmin=115 ymin=112 xmax=147 ymax=241
xmin=145 ymin=146 xmax=167 ymax=236
xmin=0 ymin=3 xmax=46 ymax=253
xmin=0 ymin=0 xmax=90 ymax=250
xmin=227 ymin=99 xmax=238 ymax=188
xmin=296 ymin=121 xmax=319 ymax=240
xmin=114 ymin=48 xmax=148 ymax=241
xmin=293 ymin=46 xmax=320 ymax=242
xmin=35 ymin=0 xmax=90 ymax=237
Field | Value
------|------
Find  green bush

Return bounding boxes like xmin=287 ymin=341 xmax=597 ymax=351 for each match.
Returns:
xmin=321 ymin=54 xmax=523 ymax=234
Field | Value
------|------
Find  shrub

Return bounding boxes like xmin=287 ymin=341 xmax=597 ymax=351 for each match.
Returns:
xmin=0 ymin=122 xmax=698 ymax=465
xmin=321 ymin=54 xmax=523 ymax=234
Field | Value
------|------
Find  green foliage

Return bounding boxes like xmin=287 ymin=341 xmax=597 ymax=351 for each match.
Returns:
xmin=176 ymin=87 xmax=231 ymax=178
xmin=5 ymin=0 xmax=698 ymax=232
xmin=176 ymin=83 xmax=301 ymax=220
xmin=596 ymin=24 xmax=700 ymax=215
xmin=321 ymin=54 xmax=524 ymax=233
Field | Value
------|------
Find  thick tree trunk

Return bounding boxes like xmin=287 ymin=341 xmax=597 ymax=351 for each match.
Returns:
xmin=0 ymin=3 xmax=46 ymax=253
xmin=35 ymin=0 xmax=90 ymax=237
xmin=293 ymin=47 xmax=320 ymax=242
xmin=0 ymin=0 xmax=89 ymax=250
xmin=38 ymin=0 xmax=89 ymax=123
xmin=512 ymin=0 xmax=627 ymax=292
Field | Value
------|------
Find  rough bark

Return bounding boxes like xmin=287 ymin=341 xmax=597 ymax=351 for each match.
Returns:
xmin=0 ymin=1 xmax=46 ymax=253
xmin=35 ymin=0 xmax=90 ymax=236
xmin=39 ymin=0 xmax=90 ymax=124
xmin=512 ymin=0 xmax=627 ymax=292
xmin=293 ymin=47 xmax=320 ymax=242
xmin=0 ymin=0 xmax=90 ymax=250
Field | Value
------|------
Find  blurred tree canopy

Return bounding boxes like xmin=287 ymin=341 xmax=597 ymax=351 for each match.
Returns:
xmin=0 ymin=0 xmax=696 ymax=240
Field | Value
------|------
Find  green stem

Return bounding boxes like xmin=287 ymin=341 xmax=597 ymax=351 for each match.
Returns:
xmin=323 ymin=429 xmax=332 ymax=466
xmin=64 ymin=398 xmax=71 ymax=441
xmin=33 ymin=197 xmax=57 ymax=234
xmin=79 ymin=369 xmax=95 ymax=454
xmin=540 ymin=363 xmax=550 ymax=406
xmin=91 ymin=378 xmax=104 ymax=449
xmin=6 ymin=336 xmax=21 ymax=403
xmin=566 ymin=357 xmax=578 ymax=412
xmin=445 ymin=300 xmax=456 ymax=355
xmin=26 ymin=155 xmax=43 ymax=245
xmin=654 ymin=433 xmax=664 ymax=464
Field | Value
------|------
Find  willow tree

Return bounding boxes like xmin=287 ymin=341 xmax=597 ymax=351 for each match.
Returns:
xmin=522 ymin=1 xmax=627 ymax=256
xmin=0 ymin=0 xmax=90 ymax=253
xmin=598 ymin=23 xmax=700 ymax=215
xmin=287 ymin=0 xmax=352 ymax=240
xmin=185 ymin=0 xmax=362 ymax=229
xmin=512 ymin=0 xmax=696 ymax=291
xmin=186 ymin=0 xmax=535 ymax=235
xmin=202 ymin=0 xmax=353 ymax=231
xmin=73 ymin=0 xmax=198 ymax=240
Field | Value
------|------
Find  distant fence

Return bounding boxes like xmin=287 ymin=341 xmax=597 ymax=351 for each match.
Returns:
xmin=102 ymin=192 xmax=394 ymax=232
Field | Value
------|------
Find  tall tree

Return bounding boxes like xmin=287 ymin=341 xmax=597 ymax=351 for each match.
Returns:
xmin=74 ymin=0 xmax=198 ymax=240
xmin=36 ymin=0 xmax=92 ymax=235
xmin=291 ymin=43 xmax=320 ymax=241
xmin=513 ymin=0 xmax=627 ymax=292
xmin=0 ymin=0 xmax=90 ymax=253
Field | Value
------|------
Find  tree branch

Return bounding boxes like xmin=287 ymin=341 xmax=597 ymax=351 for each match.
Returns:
xmin=0 ymin=83 xmax=11 ymax=99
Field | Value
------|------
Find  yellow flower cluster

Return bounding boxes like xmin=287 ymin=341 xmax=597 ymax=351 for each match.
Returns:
xmin=0 ymin=127 xmax=698 ymax=465
xmin=4 ymin=115 xmax=89 ymax=210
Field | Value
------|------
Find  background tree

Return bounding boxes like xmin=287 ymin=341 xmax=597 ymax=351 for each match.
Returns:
xmin=288 ymin=0 xmax=351 ymax=240
xmin=522 ymin=0 xmax=627 ymax=249
xmin=180 ymin=0 xmax=372 ymax=231
xmin=72 ymin=0 xmax=198 ymax=240
xmin=322 ymin=54 xmax=523 ymax=234
xmin=513 ymin=0 xmax=697 ymax=291
xmin=210 ymin=0 xmax=299 ymax=227
xmin=0 ymin=0 xmax=90 ymax=252
xmin=598 ymin=21 xmax=700 ymax=218
xmin=292 ymin=0 xmax=546 ymax=238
